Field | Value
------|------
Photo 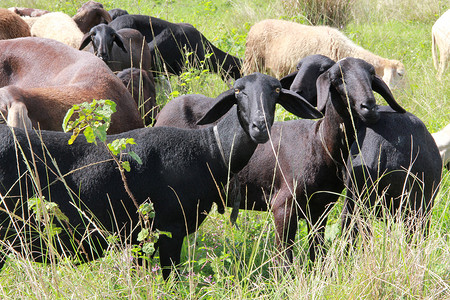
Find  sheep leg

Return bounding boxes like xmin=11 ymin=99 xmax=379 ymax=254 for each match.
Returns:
xmin=6 ymin=101 xmax=32 ymax=130
xmin=340 ymin=198 xmax=360 ymax=253
xmin=308 ymin=205 xmax=331 ymax=263
xmin=272 ymin=195 xmax=297 ymax=268
xmin=157 ymin=233 xmax=184 ymax=280
xmin=404 ymin=186 xmax=433 ymax=241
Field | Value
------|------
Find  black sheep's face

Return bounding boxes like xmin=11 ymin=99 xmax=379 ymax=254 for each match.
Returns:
xmin=89 ymin=25 xmax=115 ymax=62
xmin=332 ymin=58 xmax=380 ymax=124
xmin=234 ymin=73 xmax=280 ymax=143
xmin=290 ymin=55 xmax=335 ymax=106
xmin=290 ymin=72 xmax=319 ymax=106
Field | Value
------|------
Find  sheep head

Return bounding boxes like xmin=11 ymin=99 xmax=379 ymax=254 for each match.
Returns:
xmin=316 ymin=57 xmax=405 ymax=124
xmin=197 ymin=73 xmax=322 ymax=143
xmin=79 ymin=24 xmax=127 ymax=63
xmin=280 ymin=54 xmax=336 ymax=106
xmin=73 ymin=1 xmax=112 ymax=34
xmin=381 ymin=59 xmax=406 ymax=90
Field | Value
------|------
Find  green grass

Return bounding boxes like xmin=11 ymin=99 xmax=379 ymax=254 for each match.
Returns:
xmin=1 ymin=0 xmax=450 ymax=298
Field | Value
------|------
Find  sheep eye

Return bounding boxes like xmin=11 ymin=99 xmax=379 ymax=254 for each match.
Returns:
xmin=235 ymin=89 xmax=240 ymax=94
xmin=275 ymin=87 xmax=281 ymax=93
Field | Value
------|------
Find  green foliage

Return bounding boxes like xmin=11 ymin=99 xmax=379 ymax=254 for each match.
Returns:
xmin=28 ymin=196 xmax=69 ymax=237
xmin=62 ymin=99 xmax=116 ymax=145
xmin=62 ymin=99 xmax=142 ymax=167
xmin=63 ymin=99 xmax=161 ymax=262
xmin=168 ymin=48 xmax=213 ymax=99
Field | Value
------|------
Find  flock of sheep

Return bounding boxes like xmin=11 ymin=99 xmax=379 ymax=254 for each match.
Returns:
xmin=0 ymin=1 xmax=448 ymax=279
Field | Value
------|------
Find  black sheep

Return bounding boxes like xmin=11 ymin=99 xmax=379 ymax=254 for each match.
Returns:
xmin=154 ymin=57 xmax=406 ymax=264
xmin=0 ymin=73 xmax=321 ymax=279
xmin=110 ymin=14 xmax=242 ymax=80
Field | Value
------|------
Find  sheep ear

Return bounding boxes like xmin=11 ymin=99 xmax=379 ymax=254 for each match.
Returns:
xmin=278 ymin=88 xmax=322 ymax=119
xmin=114 ymin=34 xmax=127 ymax=53
xmin=279 ymin=71 xmax=298 ymax=89
xmin=316 ymin=72 xmax=330 ymax=113
xmin=79 ymin=33 xmax=92 ymax=50
xmin=372 ymin=75 xmax=406 ymax=113
xmin=98 ymin=8 xmax=112 ymax=24
xmin=196 ymin=89 xmax=236 ymax=125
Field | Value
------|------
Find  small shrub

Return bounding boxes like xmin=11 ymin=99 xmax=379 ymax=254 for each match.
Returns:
xmin=282 ymin=0 xmax=356 ymax=28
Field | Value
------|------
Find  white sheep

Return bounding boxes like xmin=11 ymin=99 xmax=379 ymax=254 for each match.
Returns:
xmin=432 ymin=10 xmax=450 ymax=77
xmin=0 ymin=8 xmax=31 ymax=40
xmin=20 ymin=16 xmax=41 ymax=29
xmin=30 ymin=12 xmax=83 ymax=48
xmin=432 ymin=123 xmax=450 ymax=169
xmin=243 ymin=19 xmax=405 ymax=89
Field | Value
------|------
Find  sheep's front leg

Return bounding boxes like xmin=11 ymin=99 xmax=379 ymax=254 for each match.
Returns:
xmin=272 ymin=194 xmax=297 ymax=269
xmin=158 ymin=233 xmax=184 ymax=280
xmin=308 ymin=204 xmax=332 ymax=263
xmin=340 ymin=197 xmax=360 ymax=251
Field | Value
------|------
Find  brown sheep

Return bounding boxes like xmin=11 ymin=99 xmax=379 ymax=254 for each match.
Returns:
xmin=0 ymin=37 xmax=144 ymax=133
xmin=73 ymin=1 xmax=112 ymax=34
xmin=117 ymin=68 xmax=157 ymax=125
xmin=0 ymin=8 xmax=31 ymax=40
xmin=8 ymin=7 xmax=49 ymax=17
xmin=243 ymin=19 xmax=405 ymax=89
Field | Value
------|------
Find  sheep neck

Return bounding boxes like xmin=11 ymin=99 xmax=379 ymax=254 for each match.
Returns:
xmin=214 ymin=106 xmax=258 ymax=174
xmin=213 ymin=125 xmax=227 ymax=167
xmin=319 ymin=91 xmax=356 ymax=166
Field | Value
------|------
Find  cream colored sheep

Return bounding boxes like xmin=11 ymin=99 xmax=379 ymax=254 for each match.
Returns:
xmin=432 ymin=10 xmax=450 ymax=77
xmin=0 ymin=8 xmax=31 ymax=40
xmin=432 ymin=123 xmax=450 ymax=169
xmin=20 ymin=16 xmax=41 ymax=29
xmin=243 ymin=19 xmax=405 ymax=89
xmin=30 ymin=12 xmax=83 ymax=48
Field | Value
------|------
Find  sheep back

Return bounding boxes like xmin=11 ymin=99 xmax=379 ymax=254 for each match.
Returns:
xmin=431 ymin=9 xmax=450 ymax=76
xmin=243 ymin=19 xmax=405 ymax=88
xmin=117 ymin=68 xmax=157 ymax=125
xmin=0 ymin=37 xmax=143 ymax=133
xmin=30 ymin=12 xmax=83 ymax=48
xmin=0 ymin=8 xmax=31 ymax=40
xmin=346 ymin=108 xmax=442 ymax=217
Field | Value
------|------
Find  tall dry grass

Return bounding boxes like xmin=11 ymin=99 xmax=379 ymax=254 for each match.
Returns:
xmin=0 ymin=0 xmax=448 ymax=298
xmin=282 ymin=0 xmax=356 ymax=27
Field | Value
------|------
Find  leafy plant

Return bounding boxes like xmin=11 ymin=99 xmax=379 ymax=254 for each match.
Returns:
xmin=168 ymin=47 xmax=213 ymax=99
xmin=62 ymin=99 xmax=159 ymax=259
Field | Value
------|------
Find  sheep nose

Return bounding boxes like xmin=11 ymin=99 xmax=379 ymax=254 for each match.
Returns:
xmin=251 ymin=120 xmax=267 ymax=134
xmin=361 ymin=102 xmax=377 ymax=112
xmin=97 ymin=53 xmax=109 ymax=62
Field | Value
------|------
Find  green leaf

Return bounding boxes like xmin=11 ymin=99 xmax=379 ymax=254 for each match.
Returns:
xmin=137 ymin=228 xmax=149 ymax=242
xmin=28 ymin=197 xmax=41 ymax=211
xmin=126 ymin=138 xmax=136 ymax=145
xmin=48 ymin=223 xmax=62 ymax=237
xmin=122 ymin=161 xmax=131 ymax=172
xmin=142 ymin=242 xmax=155 ymax=255
xmin=139 ymin=202 xmax=154 ymax=215
xmin=49 ymin=204 xmax=69 ymax=223
xmin=62 ymin=107 xmax=75 ymax=132
xmin=128 ymin=151 xmax=142 ymax=164
xmin=93 ymin=124 xmax=108 ymax=143
xmin=158 ymin=230 xmax=172 ymax=239
xmin=83 ymin=126 xmax=97 ymax=144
